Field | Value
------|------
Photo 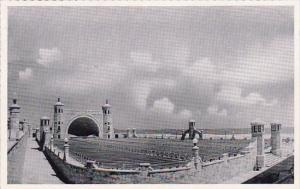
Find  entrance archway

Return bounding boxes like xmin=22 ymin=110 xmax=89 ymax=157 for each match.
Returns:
xmin=66 ymin=115 xmax=101 ymax=137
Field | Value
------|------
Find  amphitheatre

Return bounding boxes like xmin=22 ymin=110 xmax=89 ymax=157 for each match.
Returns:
xmin=7 ymin=97 xmax=294 ymax=184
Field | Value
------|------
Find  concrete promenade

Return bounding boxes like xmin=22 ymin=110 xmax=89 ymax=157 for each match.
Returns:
xmin=21 ymin=137 xmax=63 ymax=184
xmin=224 ymin=144 xmax=294 ymax=184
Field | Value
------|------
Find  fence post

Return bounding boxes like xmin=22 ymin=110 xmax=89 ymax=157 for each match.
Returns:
xmin=50 ymin=135 xmax=54 ymax=151
xmin=63 ymin=138 xmax=70 ymax=162
xmin=192 ymin=138 xmax=201 ymax=170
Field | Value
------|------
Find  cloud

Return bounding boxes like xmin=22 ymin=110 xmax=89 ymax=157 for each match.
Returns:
xmin=178 ymin=109 xmax=193 ymax=119
xmin=131 ymin=79 xmax=177 ymax=110
xmin=221 ymin=36 xmax=293 ymax=86
xmin=130 ymin=52 xmax=159 ymax=72
xmin=48 ymin=61 xmax=127 ymax=94
xmin=37 ymin=48 xmax=61 ymax=67
xmin=132 ymin=81 xmax=152 ymax=110
xmin=151 ymin=97 xmax=174 ymax=114
xmin=19 ymin=68 xmax=32 ymax=80
xmin=182 ymin=57 xmax=218 ymax=85
xmin=217 ymin=85 xmax=278 ymax=107
xmin=207 ymin=105 xmax=227 ymax=116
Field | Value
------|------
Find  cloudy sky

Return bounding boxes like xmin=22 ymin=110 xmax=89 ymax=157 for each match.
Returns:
xmin=8 ymin=6 xmax=294 ymax=130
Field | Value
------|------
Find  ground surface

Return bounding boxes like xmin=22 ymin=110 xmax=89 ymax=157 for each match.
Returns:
xmin=243 ymin=155 xmax=294 ymax=184
xmin=21 ymin=137 xmax=63 ymax=184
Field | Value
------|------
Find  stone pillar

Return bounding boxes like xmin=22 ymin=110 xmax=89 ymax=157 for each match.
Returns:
xmin=132 ymin=128 xmax=137 ymax=138
xmin=271 ymin=123 xmax=282 ymax=156
xmin=251 ymin=121 xmax=265 ymax=170
xmin=189 ymin=120 xmax=196 ymax=139
xmin=63 ymin=138 xmax=70 ymax=162
xmin=53 ymin=98 xmax=64 ymax=139
xmin=102 ymin=99 xmax=114 ymax=139
xmin=27 ymin=122 xmax=31 ymax=136
xmin=50 ymin=135 xmax=54 ymax=151
xmin=126 ymin=128 xmax=132 ymax=138
xmin=222 ymin=153 xmax=229 ymax=164
xmin=39 ymin=120 xmax=44 ymax=143
xmin=8 ymin=96 xmax=21 ymax=140
xmin=17 ymin=120 xmax=24 ymax=140
xmin=231 ymin=131 xmax=236 ymax=140
xmin=40 ymin=116 xmax=51 ymax=151
xmin=35 ymin=128 xmax=39 ymax=141
xmin=139 ymin=163 xmax=151 ymax=177
xmin=192 ymin=138 xmax=200 ymax=169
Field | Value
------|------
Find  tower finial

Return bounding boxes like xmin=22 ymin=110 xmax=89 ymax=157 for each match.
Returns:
xmin=106 ymin=99 xmax=108 ymax=104
xmin=12 ymin=92 xmax=17 ymax=104
xmin=58 ymin=97 xmax=60 ymax=102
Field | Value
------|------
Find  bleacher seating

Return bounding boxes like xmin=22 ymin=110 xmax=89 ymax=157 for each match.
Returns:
xmin=54 ymin=137 xmax=250 ymax=169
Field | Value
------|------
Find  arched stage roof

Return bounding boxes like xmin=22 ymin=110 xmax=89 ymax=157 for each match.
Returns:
xmin=68 ymin=117 xmax=99 ymax=136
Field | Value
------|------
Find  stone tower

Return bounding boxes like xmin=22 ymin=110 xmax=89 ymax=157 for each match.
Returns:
xmin=8 ymin=95 xmax=21 ymax=140
xmin=271 ymin=123 xmax=282 ymax=156
xmin=40 ymin=116 xmax=51 ymax=150
xmin=102 ymin=99 xmax=114 ymax=139
xmin=251 ymin=121 xmax=265 ymax=170
xmin=53 ymin=98 xmax=64 ymax=139
xmin=188 ymin=120 xmax=196 ymax=139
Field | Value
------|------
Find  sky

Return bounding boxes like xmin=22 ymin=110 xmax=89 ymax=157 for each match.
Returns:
xmin=8 ymin=6 xmax=294 ymax=130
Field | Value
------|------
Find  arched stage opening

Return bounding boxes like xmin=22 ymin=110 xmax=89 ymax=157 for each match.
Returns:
xmin=67 ymin=116 xmax=100 ymax=137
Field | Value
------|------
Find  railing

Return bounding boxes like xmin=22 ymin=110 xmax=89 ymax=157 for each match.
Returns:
xmin=52 ymin=137 xmax=255 ymax=175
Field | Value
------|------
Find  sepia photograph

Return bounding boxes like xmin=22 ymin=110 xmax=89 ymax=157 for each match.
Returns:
xmin=1 ymin=0 xmax=299 ymax=187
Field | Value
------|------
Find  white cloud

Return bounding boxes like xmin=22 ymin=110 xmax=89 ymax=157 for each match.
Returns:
xmin=244 ymin=93 xmax=266 ymax=105
xmin=132 ymin=81 xmax=152 ymax=110
xmin=178 ymin=109 xmax=193 ymax=119
xmin=130 ymin=51 xmax=159 ymax=72
xmin=182 ymin=57 xmax=218 ymax=85
xmin=151 ymin=97 xmax=174 ymax=114
xmin=131 ymin=79 xmax=177 ymax=110
xmin=49 ymin=61 xmax=127 ymax=94
xmin=217 ymin=85 xmax=278 ymax=107
xmin=19 ymin=68 xmax=32 ymax=80
xmin=207 ymin=105 xmax=227 ymax=116
xmin=37 ymin=47 xmax=61 ymax=67
xmin=221 ymin=37 xmax=293 ymax=86
xmin=216 ymin=85 xmax=242 ymax=105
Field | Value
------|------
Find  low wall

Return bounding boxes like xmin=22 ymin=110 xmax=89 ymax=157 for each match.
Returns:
xmin=44 ymin=139 xmax=257 ymax=184
xmin=145 ymin=139 xmax=257 ymax=184
xmin=7 ymin=134 xmax=28 ymax=184
xmin=44 ymin=147 xmax=151 ymax=183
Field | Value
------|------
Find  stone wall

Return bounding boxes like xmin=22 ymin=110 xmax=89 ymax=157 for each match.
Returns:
xmin=43 ymin=139 xmax=257 ymax=184
xmin=7 ymin=134 xmax=28 ymax=184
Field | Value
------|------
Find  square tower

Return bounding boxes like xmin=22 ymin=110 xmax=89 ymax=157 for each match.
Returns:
xmin=271 ymin=123 xmax=282 ymax=156
xmin=8 ymin=97 xmax=21 ymax=140
xmin=40 ymin=116 xmax=51 ymax=151
xmin=251 ymin=121 xmax=265 ymax=170
xmin=102 ymin=99 xmax=114 ymax=139
xmin=53 ymin=98 xmax=64 ymax=139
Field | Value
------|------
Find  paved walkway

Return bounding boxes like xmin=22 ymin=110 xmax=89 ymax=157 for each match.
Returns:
xmin=22 ymin=137 xmax=63 ymax=184
xmin=224 ymin=151 xmax=294 ymax=183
